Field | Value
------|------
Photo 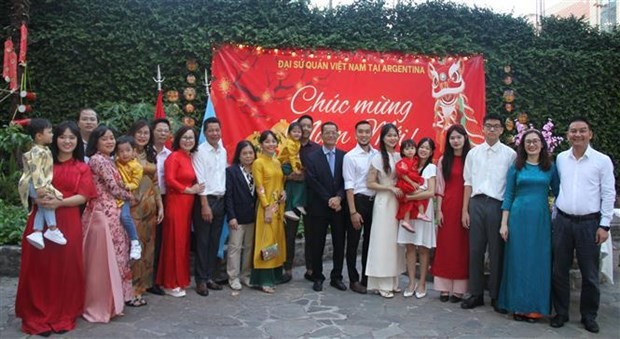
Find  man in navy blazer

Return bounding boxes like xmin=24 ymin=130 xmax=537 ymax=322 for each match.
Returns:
xmin=305 ymin=121 xmax=347 ymax=292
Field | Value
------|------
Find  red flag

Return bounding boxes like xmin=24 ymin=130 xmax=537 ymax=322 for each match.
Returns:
xmin=3 ymin=39 xmax=13 ymax=82
xmin=18 ymin=23 xmax=27 ymax=64
xmin=154 ymin=90 xmax=166 ymax=119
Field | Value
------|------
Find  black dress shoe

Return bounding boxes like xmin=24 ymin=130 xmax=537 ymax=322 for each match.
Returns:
xmin=550 ymin=315 xmax=568 ymax=328
xmin=37 ymin=331 xmax=52 ymax=337
xmin=278 ymin=273 xmax=292 ymax=284
xmin=330 ymin=279 xmax=347 ymax=291
xmin=491 ymin=299 xmax=508 ymax=314
xmin=582 ymin=318 xmax=600 ymax=333
xmin=350 ymin=281 xmax=367 ymax=294
xmin=461 ymin=295 xmax=484 ymax=309
xmin=513 ymin=314 xmax=527 ymax=322
xmin=312 ymin=280 xmax=323 ymax=292
xmin=206 ymin=280 xmax=223 ymax=290
xmin=196 ymin=282 xmax=209 ymax=296
xmin=449 ymin=295 xmax=462 ymax=303
xmin=304 ymin=271 xmax=314 ymax=282
xmin=439 ymin=294 xmax=450 ymax=302
xmin=147 ymin=285 xmax=166 ymax=296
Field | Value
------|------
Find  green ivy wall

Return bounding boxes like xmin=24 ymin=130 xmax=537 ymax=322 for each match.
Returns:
xmin=2 ymin=0 xmax=619 ymax=169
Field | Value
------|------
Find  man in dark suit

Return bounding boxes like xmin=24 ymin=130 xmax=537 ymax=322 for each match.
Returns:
xmin=305 ymin=121 xmax=347 ymax=292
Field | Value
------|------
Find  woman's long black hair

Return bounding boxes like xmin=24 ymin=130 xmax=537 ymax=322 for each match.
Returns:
xmin=379 ymin=123 xmax=399 ymax=174
xmin=440 ymin=124 xmax=471 ymax=180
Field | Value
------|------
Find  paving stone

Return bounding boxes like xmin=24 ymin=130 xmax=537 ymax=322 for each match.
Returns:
xmin=2 ymin=256 xmax=619 ymax=338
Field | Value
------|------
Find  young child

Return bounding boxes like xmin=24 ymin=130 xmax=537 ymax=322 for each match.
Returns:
xmin=114 ymin=136 xmax=143 ymax=260
xmin=278 ymin=122 xmax=306 ymax=221
xmin=18 ymin=118 xmax=66 ymax=249
xmin=395 ymin=139 xmax=431 ymax=233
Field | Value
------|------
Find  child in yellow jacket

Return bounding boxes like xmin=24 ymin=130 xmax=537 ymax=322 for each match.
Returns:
xmin=277 ymin=122 xmax=306 ymax=221
xmin=19 ymin=118 xmax=66 ymax=249
xmin=115 ymin=136 xmax=143 ymax=260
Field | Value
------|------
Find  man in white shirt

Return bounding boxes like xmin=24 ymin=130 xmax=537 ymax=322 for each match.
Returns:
xmin=149 ymin=118 xmax=172 ymax=296
xmin=461 ymin=113 xmax=516 ymax=312
xmin=192 ymin=117 xmax=227 ymax=296
xmin=343 ymin=120 xmax=378 ymax=294
xmin=550 ymin=117 xmax=615 ymax=333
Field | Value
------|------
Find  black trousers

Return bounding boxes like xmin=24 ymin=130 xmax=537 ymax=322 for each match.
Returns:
xmin=284 ymin=217 xmax=312 ymax=271
xmin=552 ymin=212 xmax=601 ymax=321
xmin=468 ymin=195 xmax=504 ymax=299
xmin=192 ymin=196 xmax=225 ymax=284
xmin=345 ymin=194 xmax=374 ymax=286
xmin=152 ymin=194 xmax=165 ymax=283
xmin=306 ymin=211 xmax=346 ymax=282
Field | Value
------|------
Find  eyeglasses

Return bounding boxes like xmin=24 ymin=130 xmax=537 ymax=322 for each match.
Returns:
xmin=524 ymin=139 xmax=541 ymax=145
xmin=484 ymin=124 xmax=503 ymax=130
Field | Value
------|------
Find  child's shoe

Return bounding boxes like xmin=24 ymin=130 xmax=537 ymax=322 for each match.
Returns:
xmin=130 ymin=240 xmax=142 ymax=260
xmin=416 ymin=212 xmax=432 ymax=222
xmin=284 ymin=210 xmax=300 ymax=221
xmin=296 ymin=206 xmax=307 ymax=215
xmin=400 ymin=221 xmax=416 ymax=233
xmin=44 ymin=228 xmax=67 ymax=245
xmin=26 ymin=232 xmax=45 ymax=249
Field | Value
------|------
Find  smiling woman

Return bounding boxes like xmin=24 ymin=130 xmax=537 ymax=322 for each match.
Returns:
xmin=82 ymin=125 xmax=136 ymax=322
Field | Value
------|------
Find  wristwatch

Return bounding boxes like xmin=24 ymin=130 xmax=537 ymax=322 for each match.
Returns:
xmin=599 ymin=225 xmax=610 ymax=232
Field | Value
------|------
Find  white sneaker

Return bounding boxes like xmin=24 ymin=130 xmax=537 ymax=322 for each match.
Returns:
xmin=164 ymin=287 xmax=186 ymax=297
xmin=229 ymin=279 xmax=242 ymax=291
xmin=296 ymin=206 xmax=307 ymax=215
xmin=284 ymin=210 xmax=300 ymax=221
xmin=130 ymin=240 xmax=142 ymax=260
xmin=44 ymin=228 xmax=67 ymax=245
xmin=26 ymin=232 xmax=45 ymax=249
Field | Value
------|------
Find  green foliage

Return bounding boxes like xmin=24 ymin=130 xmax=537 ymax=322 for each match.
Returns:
xmin=0 ymin=125 xmax=31 ymax=205
xmin=0 ymin=198 xmax=27 ymax=245
xmin=0 ymin=0 xmax=618 ymax=174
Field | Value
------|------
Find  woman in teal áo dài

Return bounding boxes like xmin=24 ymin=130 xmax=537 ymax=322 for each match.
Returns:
xmin=498 ymin=129 xmax=559 ymax=322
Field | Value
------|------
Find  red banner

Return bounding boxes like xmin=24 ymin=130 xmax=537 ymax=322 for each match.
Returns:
xmin=211 ymin=44 xmax=486 ymax=156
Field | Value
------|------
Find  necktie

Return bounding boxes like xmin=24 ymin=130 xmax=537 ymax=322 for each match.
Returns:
xmin=327 ymin=151 xmax=335 ymax=176
xmin=243 ymin=166 xmax=254 ymax=195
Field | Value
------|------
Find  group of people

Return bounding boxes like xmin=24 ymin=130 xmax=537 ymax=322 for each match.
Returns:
xmin=13 ymin=108 xmax=614 ymax=336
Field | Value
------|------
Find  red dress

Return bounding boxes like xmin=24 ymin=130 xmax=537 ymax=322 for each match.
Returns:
xmin=431 ymin=156 xmax=469 ymax=279
xmin=15 ymin=159 xmax=97 ymax=335
xmin=156 ymin=150 xmax=197 ymax=289
xmin=395 ymin=157 xmax=427 ymax=220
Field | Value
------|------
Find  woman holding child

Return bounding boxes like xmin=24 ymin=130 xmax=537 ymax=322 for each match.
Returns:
xmin=16 ymin=121 xmax=97 ymax=335
xmin=397 ymin=137 xmax=437 ymax=299
xmin=82 ymin=125 xmax=136 ymax=322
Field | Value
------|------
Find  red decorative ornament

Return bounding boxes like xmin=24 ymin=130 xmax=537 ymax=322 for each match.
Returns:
xmin=18 ymin=22 xmax=28 ymax=65
xmin=20 ymin=91 xmax=37 ymax=101
xmin=184 ymin=103 xmax=195 ymax=113
xmin=3 ymin=39 xmax=13 ymax=81
xmin=18 ymin=104 xmax=32 ymax=113
xmin=182 ymin=116 xmax=196 ymax=127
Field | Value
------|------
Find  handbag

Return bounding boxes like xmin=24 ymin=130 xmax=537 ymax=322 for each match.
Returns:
xmin=260 ymin=242 xmax=279 ymax=261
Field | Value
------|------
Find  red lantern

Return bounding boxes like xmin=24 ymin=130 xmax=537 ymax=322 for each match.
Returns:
xmin=18 ymin=104 xmax=32 ymax=113
xmin=20 ymin=91 xmax=37 ymax=101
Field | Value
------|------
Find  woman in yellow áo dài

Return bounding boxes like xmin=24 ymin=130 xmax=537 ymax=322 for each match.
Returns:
xmin=250 ymin=130 xmax=286 ymax=293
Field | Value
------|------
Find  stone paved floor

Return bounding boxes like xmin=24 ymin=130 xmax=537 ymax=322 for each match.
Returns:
xmin=1 ymin=259 xmax=619 ymax=338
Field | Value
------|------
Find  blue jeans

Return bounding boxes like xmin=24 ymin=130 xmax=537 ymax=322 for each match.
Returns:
xmin=29 ymin=183 xmax=56 ymax=231
xmin=120 ymin=202 xmax=138 ymax=241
